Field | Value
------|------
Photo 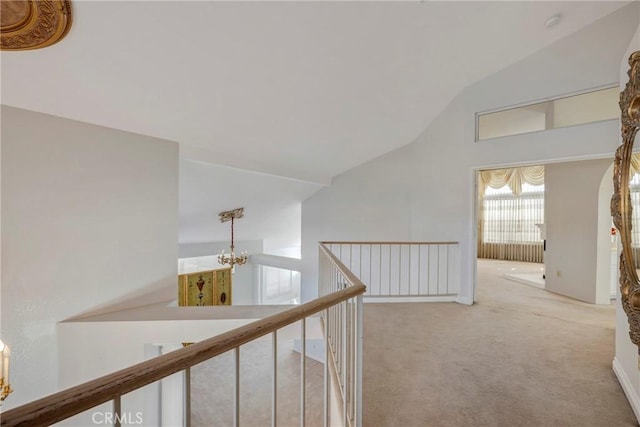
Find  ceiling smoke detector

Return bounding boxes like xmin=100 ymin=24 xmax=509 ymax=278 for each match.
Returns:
xmin=545 ymin=13 xmax=562 ymax=29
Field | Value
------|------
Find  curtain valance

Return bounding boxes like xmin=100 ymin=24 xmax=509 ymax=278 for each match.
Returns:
xmin=479 ymin=165 xmax=544 ymax=197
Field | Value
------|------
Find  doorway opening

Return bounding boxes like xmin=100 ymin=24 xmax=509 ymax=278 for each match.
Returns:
xmin=475 ymin=165 xmax=545 ymax=300
xmin=474 ymin=159 xmax=615 ymax=305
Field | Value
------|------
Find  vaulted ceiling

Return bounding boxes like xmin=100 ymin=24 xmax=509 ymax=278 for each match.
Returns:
xmin=0 ymin=1 xmax=633 ymax=245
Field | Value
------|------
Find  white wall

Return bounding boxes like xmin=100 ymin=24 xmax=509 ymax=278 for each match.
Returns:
xmin=597 ymin=163 xmax=616 ymax=304
xmin=302 ymin=145 xmax=413 ymax=302
xmin=544 ymin=159 xmax=612 ymax=303
xmin=614 ymin=22 xmax=640 ymax=424
xmin=178 ymin=158 xmax=322 ymax=256
xmin=301 ymin=3 xmax=639 ymax=303
xmin=0 ymin=106 xmax=179 ymax=408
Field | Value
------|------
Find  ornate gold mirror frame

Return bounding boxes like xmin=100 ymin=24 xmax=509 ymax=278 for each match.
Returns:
xmin=1 ymin=0 xmax=72 ymax=51
xmin=613 ymin=51 xmax=640 ymax=350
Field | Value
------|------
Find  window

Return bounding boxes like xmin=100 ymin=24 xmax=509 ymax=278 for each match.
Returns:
xmin=178 ymin=255 xmax=220 ymax=274
xmin=478 ymin=165 xmax=545 ymax=263
xmin=476 ymin=86 xmax=619 ymax=141
xmin=258 ymin=265 xmax=300 ymax=305
xmin=482 ymin=183 xmax=545 ymax=245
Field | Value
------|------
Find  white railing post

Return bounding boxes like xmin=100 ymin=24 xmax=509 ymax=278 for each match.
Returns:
xmin=323 ymin=309 xmax=329 ymax=427
xmin=350 ymin=297 xmax=355 ymax=422
xmin=388 ymin=244 xmax=392 ymax=296
xmin=355 ymin=294 xmax=363 ymax=427
xmin=272 ymin=331 xmax=278 ymax=427
xmin=342 ymin=300 xmax=347 ymax=427
xmin=184 ymin=367 xmax=191 ymax=427
xmin=301 ymin=318 xmax=306 ymax=427
xmin=113 ymin=396 xmax=121 ymax=427
xmin=234 ymin=347 xmax=240 ymax=427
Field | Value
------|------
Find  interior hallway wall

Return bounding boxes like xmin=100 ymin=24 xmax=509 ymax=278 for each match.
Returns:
xmin=1 ymin=106 xmax=179 ymax=408
xmin=544 ymin=158 xmax=612 ymax=303
xmin=596 ymin=163 xmax=615 ymax=304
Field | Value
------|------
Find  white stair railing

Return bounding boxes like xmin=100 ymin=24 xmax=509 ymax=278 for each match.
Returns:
xmin=319 ymin=243 xmax=364 ymax=427
xmin=323 ymin=241 xmax=459 ymax=302
xmin=1 ymin=243 xmax=365 ymax=427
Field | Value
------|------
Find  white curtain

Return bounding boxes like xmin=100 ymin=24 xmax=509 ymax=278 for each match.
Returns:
xmin=478 ymin=166 xmax=545 ymax=262
xmin=478 ymin=165 xmax=545 ymax=197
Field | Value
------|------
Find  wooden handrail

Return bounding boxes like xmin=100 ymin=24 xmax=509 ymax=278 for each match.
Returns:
xmin=321 ymin=241 xmax=458 ymax=245
xmin=319 ymin=243 xmax=367 ymax=289
xmin=1 ymin=284 xmax=365 ymax=427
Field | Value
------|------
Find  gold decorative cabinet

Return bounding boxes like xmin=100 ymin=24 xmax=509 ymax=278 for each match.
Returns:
xmin=178 ymin=268 xmax=232 ymax=306
xmin=213 ymin=268 xmax=232 ymax=305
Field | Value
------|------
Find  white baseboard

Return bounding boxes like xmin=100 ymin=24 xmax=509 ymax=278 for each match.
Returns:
xmin=613 ymin=357 xmax=640 ymax=423
xmin=455 ymin=295 xmax=474 ymax=306
xmin=363 ymin=295 xmax=457 ymax=303
xmin=501 ymin=273 xmax=545 ymax=290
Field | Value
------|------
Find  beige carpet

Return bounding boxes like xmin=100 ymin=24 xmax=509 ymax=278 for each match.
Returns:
xmin=191 ymin=334 xmax=324 ymax=427
xmin=363 ymin=259 xmax=637 ymax=427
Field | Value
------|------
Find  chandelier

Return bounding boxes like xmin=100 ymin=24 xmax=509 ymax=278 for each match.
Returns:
xmin=217 ymin=207 xmax=248 ymax=268
xmin=0 ymin=339 xmax=12 ymax=403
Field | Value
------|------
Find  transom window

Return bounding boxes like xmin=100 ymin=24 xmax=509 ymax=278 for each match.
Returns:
xmin=476 ymin=86 xmax=619 ymax=141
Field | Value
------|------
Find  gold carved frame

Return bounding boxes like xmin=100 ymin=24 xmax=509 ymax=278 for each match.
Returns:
xmin=613 ymin=51 xmax=640 ymax=350
xmin=1 ymin=0 xmax=72 ymax=51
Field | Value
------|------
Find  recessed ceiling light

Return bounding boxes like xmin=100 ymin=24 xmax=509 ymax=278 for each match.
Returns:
xmin=545 ymin=13 xmax=562 ymax=29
